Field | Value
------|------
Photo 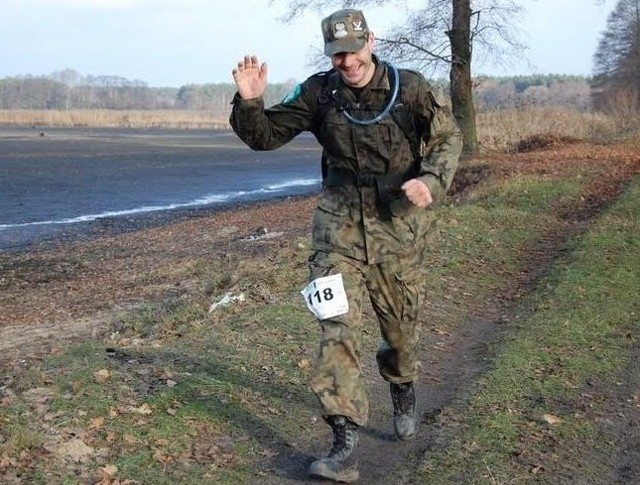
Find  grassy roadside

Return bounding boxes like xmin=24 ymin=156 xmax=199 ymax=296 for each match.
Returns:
xmin=0 ymin=237 xmax=320 ymax=484
xmin=420 ymin=178 xmax=640 ymax=484
xmin=0 ymin=142 xmax=639 ymax=484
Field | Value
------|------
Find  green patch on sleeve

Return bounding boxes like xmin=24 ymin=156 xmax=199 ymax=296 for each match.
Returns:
xmin=281 ymin=84 xmax=303 ymax=105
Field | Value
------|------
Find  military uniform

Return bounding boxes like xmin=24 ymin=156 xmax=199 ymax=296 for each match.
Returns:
xmin=230 ymin=55 xmax=462 ymax=426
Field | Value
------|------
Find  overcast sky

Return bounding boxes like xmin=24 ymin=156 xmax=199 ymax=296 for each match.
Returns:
xmin=1 ymin=0 xmax=611 ymax=87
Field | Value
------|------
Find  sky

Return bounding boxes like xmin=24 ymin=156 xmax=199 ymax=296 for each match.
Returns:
xmin=0 ymin=0 xmax=611 ymax=87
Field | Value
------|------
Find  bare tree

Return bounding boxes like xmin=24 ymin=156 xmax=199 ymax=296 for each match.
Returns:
xmin=448 ymin=0 xmax=477 ymax=153
xmin=272 ymin=0 xmax=524 ymax=155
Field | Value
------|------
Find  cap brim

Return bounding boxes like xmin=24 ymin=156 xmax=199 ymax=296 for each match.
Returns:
xmin=324 ymin=37 xmax=367 ymax=56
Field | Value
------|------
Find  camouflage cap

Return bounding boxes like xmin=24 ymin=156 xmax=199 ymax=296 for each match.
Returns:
xmin=321 ymin=9 xmax=369 ymax=56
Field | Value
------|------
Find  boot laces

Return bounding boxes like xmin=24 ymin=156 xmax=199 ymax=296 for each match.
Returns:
xmin=391 ymin=382 xmax=415 ymax=416
xmin=327 ymin=416 xmax=358 ymax=460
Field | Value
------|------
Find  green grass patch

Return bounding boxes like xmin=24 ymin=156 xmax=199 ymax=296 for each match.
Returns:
xmin=425 ymin=176 xmax=574 ymax=324
xmin=476 ymin=176 xmax=584 ymax=215
xmin=419 ymin=178 xmax=640 ymax=484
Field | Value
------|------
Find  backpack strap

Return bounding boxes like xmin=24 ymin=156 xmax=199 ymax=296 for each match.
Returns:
xmin=390 ymin=103 xmax=421 ymax=163
xmin=312 ymin=69 xmax=339 ymax=181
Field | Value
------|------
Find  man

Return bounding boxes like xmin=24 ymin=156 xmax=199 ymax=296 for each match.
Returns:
xmin=230 ymin=8 xmax=462 ymax=483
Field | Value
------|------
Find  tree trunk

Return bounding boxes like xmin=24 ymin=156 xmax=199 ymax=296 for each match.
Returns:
xmin=448 ymin=0 xmax=478 ymax=156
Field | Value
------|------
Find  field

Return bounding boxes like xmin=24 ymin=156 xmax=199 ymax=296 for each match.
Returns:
xmin=0 ymin=108 xmax=639 ymax=484
xmin=0 ymin=105 xmax=634 ymax=152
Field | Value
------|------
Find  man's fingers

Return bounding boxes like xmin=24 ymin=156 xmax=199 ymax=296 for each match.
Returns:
xmin=401 ymin=179 xmax=420 ymax=195
xmin=235 ymin=55 xmax=261 ymax=72
xmin=242 ymin=55 xmax=258 ymax=68
xmin=400 ymin=180 xmax=413 ymax=191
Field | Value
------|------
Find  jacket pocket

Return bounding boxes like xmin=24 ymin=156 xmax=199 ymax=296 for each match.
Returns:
xmin=316 ymin=188 xmax=350 ymax=217
xmin=312 ymin=188 xmax=353 ymax=248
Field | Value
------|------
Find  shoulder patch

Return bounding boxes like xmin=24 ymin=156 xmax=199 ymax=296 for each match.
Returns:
xmin=281 ymin=84 xmax=303 ymax=105
xmin=282 ymin=84 xmax=302 ymax=104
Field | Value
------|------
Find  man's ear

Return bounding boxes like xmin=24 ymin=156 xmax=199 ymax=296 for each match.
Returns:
xmin=367 ymin=32 xmax=376 ymax=47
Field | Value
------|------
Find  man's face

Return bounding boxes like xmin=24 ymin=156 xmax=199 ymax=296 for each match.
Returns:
xmin=330 ymin=34 xmax=375 ymax=88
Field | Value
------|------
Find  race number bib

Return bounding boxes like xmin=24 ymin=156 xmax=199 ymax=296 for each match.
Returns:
xmin=301 ymin=274 xmax=349 ymax=320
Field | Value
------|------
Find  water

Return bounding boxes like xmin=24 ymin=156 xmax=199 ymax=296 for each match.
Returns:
xmin=0 ymin=127 xmax=322 ymax=250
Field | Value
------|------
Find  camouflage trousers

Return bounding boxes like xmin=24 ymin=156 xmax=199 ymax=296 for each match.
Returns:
xmin=307 ymin=249 xmax=428 ymax=426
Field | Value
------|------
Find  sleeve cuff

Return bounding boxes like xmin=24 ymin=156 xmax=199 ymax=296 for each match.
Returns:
xmin=417 ymin=173 xmax=444 ymax=200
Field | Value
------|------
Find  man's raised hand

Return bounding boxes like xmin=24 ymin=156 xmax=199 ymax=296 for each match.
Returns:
xmin=232 ymin=54 xmax=268 ymax=100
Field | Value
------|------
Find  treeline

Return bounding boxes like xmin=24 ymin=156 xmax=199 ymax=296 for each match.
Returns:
xmin=592 ymin=0 xmax=640 ymax=117
xmin=0 ymin=69 xmax=296 ymax=114
xmin=0 ymin=68 xmax=595 ymax=113
xmin=473 ymin=74 xmax=592 ymax=111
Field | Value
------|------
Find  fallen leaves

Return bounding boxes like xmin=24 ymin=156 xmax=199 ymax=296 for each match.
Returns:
xmin=95 ymin=464 xmax=118 ymax=484
xmin=0 ymin=194 xmax=316 ymax=337
xmin=130 ymin=403 xmax=153 ymax=415
xmin=95 ymin=463 xmax=141 ymax=485
xmin=94 ymin=369 xmax=110 ymax=382
xmin=542 ymin=413 xmax=562 ymax=425
xmin=54 ymin=438 xmax=95 ymax=463
xmin=88 ymin=417 xmax=106 ymax=430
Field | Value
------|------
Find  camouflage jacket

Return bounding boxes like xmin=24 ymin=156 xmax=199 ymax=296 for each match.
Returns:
xmin=230 ymin=55 xmax=462 ymax=264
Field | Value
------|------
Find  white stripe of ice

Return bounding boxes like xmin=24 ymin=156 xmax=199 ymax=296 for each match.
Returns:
xmin=0 ymin=177 xmax=320 ymax=230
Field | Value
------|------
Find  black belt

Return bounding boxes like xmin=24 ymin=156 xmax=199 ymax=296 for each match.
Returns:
xmin=324 ymin=167 xmax=414 ymax=188
xmin=323 ymin=167 xmax=416 ymax=219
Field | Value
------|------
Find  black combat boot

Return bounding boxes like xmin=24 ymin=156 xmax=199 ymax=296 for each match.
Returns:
xmin=390 ymin=382 xmax=418 ymax=440
xmin=308 ymin=415 xmax=359 ymax=483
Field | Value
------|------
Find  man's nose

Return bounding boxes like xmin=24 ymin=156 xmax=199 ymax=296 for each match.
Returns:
xmin=341 ymin=53 xmax=356 ymax=67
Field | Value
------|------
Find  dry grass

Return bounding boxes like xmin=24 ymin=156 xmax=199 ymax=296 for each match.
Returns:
xmin=596 ymin=88 xmax=640 ymax=132
xmin=477 ymin=106 xmax=621 ymax=152
xmin=0 ymin=109 xmax=231 ymax=130
xmin=1 ymin=105 xmax=637 ymax=151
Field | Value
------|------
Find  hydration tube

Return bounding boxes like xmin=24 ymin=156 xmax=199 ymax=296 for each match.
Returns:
xmin=341 ymin=62 xmax=400 ymax=126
